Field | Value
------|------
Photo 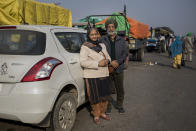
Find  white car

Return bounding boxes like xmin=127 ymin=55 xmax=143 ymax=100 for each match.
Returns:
xmin=0 ymin=25 xmax=87 ymax=131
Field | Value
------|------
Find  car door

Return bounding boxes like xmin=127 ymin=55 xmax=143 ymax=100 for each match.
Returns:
xmin=51 ymin=29 xmax=86 ymax=103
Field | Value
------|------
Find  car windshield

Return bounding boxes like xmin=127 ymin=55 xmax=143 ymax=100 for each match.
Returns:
xmin=0 ymin=30 xmax=46 ymax=55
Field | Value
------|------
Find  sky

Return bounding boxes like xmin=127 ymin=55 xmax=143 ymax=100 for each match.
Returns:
xmin=37 ymin=0 xmax=196 ymax=35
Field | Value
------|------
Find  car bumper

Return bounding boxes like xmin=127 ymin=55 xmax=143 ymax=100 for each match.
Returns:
xmin=146 ymin=43 xmax=157 ymax=47
xmin=0 ymin=81 xmax=57 ymax=124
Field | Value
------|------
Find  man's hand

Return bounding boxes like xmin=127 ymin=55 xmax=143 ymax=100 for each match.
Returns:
xmin=111 ymin=60 xmax=119 ymax=68
xmin=98 ymin=59 xmax=109 ymax=67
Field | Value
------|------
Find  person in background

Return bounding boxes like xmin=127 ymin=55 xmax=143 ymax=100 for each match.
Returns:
xmin=193 ymin=35 xmax=196 ymax=47
xmin=168 ymin=34 xmax=174 ymax=57
xmin=80 ymin=28 xmax=111 ymax=124
xmin=170 ymin=36 xmax=183 ymax=69
xmin=100 ymin=18 xmax=127 ymax=114
xmin=181 ymin=36 xmax=186 ymax=66
xmin=184 ymin=32 xmax=194 ymax=62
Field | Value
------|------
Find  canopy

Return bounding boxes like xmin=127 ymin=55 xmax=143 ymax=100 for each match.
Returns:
xmin=0 ymin=0 xmax=72 ymax=27
xmin=154 ymin=27 xmax=174 ymax=35
xmin=79 ymin=16 xmax=103 ymax=24
xmin=77 ymin=16 xmax=104 ymax=29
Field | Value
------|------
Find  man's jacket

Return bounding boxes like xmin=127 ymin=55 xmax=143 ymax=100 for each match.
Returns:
xmin=100 ymin=35 xmax=127 ymax=73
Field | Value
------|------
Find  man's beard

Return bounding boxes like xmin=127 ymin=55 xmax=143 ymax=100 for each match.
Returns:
xmin=107 ymin=30 xmax=117 ymax=36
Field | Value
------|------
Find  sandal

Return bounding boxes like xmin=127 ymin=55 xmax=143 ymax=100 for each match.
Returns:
xmin=94 ymin=117 xmax=100 ymax=124
xmin=100 ymin=114 xmax=111 ymax=121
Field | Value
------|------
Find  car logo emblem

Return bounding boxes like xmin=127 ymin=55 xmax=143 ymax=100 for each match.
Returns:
xmin=0 ymin=63 xmax=8 ymax=75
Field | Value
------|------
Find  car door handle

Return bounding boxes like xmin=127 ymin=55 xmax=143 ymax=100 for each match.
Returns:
xmin=68 ymin=59 xmax=78 ymax=64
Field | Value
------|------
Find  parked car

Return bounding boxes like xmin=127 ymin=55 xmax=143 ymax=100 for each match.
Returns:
xmin=0 ymin=25 xmax=87 ymax=131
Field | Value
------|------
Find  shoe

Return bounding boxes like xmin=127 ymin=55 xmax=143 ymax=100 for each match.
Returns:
xmin=106 ymin=108 xmax=111 ymax=115
xmin=100 ymin=114 xmax=111 ymax=121
xmin=118 ymin=107 xmax=125 ymax=114
xmin=93 ymin=117 xmax=100 ymax=125
xmin=173 ymin=66 xmax=177 ymax=69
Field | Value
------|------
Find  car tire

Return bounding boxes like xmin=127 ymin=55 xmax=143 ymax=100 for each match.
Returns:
xmin=131 ymin=51 xmax=136 ymax=61
xmin=137 ymin=48 xmax=144 ymax=61
xmin=51 ymin=93 xmax=77 ymax=131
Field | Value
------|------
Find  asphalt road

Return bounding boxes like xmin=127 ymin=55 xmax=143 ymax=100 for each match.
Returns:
xmin=0 ymin=51 xmax=196 ymax=131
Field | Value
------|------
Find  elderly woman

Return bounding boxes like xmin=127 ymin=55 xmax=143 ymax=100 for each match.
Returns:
xmin=80 ymin=28 xmax=111 ymax=124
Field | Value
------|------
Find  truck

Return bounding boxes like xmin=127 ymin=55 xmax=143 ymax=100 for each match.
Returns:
xmin=146 ymin=27 xmax=174 ymax=53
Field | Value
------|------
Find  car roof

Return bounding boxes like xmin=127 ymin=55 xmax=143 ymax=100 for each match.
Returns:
xmin=0 ymin=25 xmax=87 ymax=33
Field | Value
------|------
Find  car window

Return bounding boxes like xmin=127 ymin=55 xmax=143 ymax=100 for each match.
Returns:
xmin=81 ymin=33 xmax=87 ymax=43
xmin=0 ymin=30 xmax=46 ymax=55
xmin=55 ymin=32 xmax=83 ymax=53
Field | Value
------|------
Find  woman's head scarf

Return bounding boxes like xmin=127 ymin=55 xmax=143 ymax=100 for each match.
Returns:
xmin=86 ymin=28 xmax=102 ymax=53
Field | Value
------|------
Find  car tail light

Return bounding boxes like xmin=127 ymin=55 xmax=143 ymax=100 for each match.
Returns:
xmin=21 ymin=57 xmax=62 ymax=82
xmin=0 ymin=26 xmax=17 ymax=29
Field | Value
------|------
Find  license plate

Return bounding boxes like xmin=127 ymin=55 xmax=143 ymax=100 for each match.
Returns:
xmin=130 ymin=40 xmax=135 ymax=44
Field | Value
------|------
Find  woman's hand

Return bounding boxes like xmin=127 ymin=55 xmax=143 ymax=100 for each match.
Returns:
xmin=98 ymin=59 xmax=109 ymax=67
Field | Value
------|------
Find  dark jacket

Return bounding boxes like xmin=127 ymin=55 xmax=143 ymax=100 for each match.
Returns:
xmin=100 ymin=35 xmax=127 ymax=73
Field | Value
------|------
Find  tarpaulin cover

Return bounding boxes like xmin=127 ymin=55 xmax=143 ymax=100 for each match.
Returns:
xmin=96 ymin=12 xmax=149 ymax=39
xmin=127 ymin=17 xmax=149 ymax=39
xmin=0 ymin=0 xmax=72 ymax=27
xmin=77 ymin=16 xmax=104 ymax=29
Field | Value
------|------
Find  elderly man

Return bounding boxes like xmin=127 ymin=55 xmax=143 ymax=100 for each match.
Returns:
xmin=184 ymin=32 xmax=194 ymax=62
xmin=100 ymin=18 xmax=127 ymax=114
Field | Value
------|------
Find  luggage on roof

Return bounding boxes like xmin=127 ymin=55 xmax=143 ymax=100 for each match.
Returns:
xmin=0 ymin=0 xmax=72 ymax=27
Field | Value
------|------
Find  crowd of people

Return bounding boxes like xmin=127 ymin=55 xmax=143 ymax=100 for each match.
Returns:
xmin=169 ymin=32 xmax=195 ymax=69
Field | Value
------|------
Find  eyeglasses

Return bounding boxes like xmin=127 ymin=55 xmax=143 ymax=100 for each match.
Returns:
xmin=89 ymin=33 xmax=98 ymax=37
